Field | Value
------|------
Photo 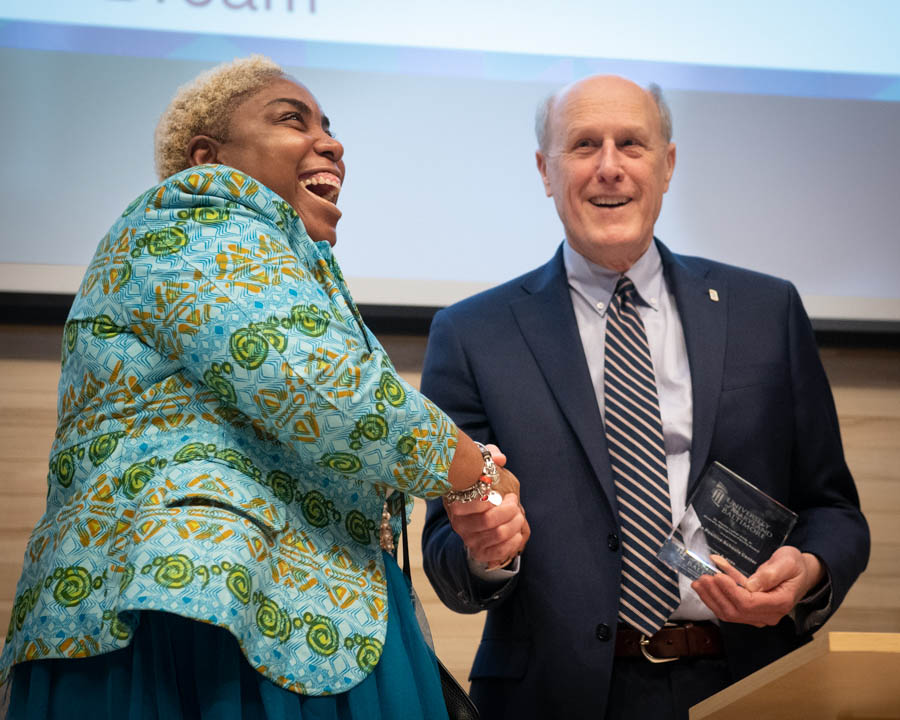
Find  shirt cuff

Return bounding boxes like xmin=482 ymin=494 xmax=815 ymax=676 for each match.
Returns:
xmin=466 ymin=549 xmax=521 ymax=581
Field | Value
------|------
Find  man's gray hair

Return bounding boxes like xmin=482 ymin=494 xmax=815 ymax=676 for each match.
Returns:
xmin=534 ymin=80 xmax=674 ymax=152
xmin=647 ymin=83 xmax=673 ymax=145
xmin=534 ymin=91 xmax=555 ymax=154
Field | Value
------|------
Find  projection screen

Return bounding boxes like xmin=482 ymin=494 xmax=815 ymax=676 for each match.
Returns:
xmin=1 ymin=0 xmax=899 ymax=326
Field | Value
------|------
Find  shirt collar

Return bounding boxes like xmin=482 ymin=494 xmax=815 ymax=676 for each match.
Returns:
xmin=563 ymin=239 xmax=664 ymax=316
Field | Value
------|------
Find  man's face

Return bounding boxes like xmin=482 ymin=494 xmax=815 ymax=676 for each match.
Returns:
xmin=536 ymin=76 xmax=675 ymax=271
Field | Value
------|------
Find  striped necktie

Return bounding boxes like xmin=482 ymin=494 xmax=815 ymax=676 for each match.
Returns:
xmin=604 ymin=275 xmax=680 ymax=636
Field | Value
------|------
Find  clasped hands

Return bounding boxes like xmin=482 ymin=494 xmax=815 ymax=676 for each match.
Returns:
xmin=445 ymin=445 xmax=530 ymax=571
xmin=692 ymin=546 xmax=825 ymax=627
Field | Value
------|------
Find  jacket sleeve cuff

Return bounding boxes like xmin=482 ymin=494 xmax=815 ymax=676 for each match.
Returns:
xmin=789 ymin=563 xmax=833 ymax=634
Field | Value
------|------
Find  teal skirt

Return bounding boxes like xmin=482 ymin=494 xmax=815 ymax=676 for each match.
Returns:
xmin=7 ymin=553 xmax=448 ymax=720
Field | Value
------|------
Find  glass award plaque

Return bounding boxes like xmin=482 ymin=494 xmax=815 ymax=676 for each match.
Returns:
xmin=657 ymin=462 xmax=798 ymax=581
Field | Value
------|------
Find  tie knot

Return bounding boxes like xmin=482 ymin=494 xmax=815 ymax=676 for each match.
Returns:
xmin=614 ymin=276 xmax=637 ymax=302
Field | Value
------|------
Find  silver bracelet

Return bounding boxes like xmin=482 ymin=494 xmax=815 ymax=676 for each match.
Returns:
xmin=445 ymin=442 xmax=500 ymax=503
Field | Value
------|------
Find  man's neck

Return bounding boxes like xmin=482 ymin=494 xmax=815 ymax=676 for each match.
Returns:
xmin=568 ymin=238 xmax=654 ymax=273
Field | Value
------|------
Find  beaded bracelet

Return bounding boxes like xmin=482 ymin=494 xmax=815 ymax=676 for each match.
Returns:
xmin=445 ymin=442 xmax=501 ymax=503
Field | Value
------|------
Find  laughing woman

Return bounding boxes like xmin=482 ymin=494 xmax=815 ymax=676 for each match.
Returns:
xmin=1 ymin=56 xmax=528 ymax=719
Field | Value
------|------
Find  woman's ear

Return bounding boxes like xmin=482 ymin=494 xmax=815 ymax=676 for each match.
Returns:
xmin=186 ymin=135 xmax=221 ymax=167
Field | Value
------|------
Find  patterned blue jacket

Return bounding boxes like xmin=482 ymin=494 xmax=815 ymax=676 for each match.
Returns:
xmin=0 ymin=166 xmax=457 ymax=695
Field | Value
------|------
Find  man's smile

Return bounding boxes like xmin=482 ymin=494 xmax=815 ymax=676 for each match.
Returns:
xmin=589 ymin=196 xmax=631 ymax=208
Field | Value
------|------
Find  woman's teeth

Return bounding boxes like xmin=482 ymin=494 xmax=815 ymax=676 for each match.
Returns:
xmin=300 ymin=173 xmax=341 ymax=203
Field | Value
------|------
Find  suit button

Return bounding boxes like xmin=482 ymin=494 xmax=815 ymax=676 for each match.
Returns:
xmin=595 ymin=623 xmax=611 ymax=641
xmin=607 ymin=533 xmax=619 ymax=551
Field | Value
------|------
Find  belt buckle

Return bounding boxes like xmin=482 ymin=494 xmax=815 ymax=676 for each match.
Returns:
xmin=639 ymin=632 xmax=679 ymax=664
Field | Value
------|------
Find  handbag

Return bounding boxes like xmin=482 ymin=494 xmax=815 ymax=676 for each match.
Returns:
xmin=399 ymin=499 xmax=480 ymax=720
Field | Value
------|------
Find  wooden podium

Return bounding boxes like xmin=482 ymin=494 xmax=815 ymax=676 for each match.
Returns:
xmin=691 ymin=632 xmax=900 ymax=719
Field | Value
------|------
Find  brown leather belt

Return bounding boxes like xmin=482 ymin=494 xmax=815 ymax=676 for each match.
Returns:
xmin=615 ymin=622 xmax=723 ymax=662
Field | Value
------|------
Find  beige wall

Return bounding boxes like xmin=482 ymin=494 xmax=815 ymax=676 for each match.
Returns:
xmin=0 ymin=324 xmax=897 ymax=685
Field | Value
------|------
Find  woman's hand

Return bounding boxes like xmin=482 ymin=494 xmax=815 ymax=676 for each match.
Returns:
xmin=444 ymin=444 xmax=530 ymax=570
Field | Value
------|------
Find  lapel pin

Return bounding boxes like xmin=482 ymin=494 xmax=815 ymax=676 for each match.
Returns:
xmin=708 ymin=288 xmax=719 ymax=302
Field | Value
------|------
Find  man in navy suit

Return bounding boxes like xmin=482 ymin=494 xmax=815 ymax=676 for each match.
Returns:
xmin=420 ymin=75 xmax=869 ymax=719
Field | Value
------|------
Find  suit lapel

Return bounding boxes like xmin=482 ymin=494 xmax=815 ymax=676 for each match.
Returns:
xmin=510 ymin=246 xmax=618 ymax=515
xmin=659 ymin=242 xmax=727 ymax=496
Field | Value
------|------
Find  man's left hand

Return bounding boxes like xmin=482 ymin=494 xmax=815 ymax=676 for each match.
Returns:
xmin=691 ymin=546 xmax=824 ymax=627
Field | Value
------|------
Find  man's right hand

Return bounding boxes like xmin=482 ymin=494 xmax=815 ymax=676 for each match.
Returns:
xmin=444 ymin=447 xmax=530 ymax=570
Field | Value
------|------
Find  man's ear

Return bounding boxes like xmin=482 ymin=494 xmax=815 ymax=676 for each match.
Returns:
xmin=536 ymin=150 xmax=552 ymax=197
xmin=662 ymin=142 xmax=676 ymax=192
xmin=186 ymin=135 xmax=222 ymax=167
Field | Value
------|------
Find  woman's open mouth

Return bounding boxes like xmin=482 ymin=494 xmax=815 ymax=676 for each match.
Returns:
xmin=299 ymin=172 xmax=341 ymax=204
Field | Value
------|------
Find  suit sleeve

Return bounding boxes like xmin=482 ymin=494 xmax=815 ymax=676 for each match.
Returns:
xmin=784 ymin=283 xmax=869 ymax=619
xmin=420 ymin=308 xmax=519 ymax=613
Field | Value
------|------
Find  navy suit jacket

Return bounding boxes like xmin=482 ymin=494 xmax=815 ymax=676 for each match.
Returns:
xmin=420 ymin=241 xmax=869 ymax=718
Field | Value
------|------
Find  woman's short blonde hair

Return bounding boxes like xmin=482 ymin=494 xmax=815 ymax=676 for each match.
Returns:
xmin=154 ymin=55 xmax=287 ymax=180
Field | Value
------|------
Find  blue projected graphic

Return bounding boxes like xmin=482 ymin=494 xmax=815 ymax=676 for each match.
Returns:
xmin=2 ymin=20 xmax=899 ymax=102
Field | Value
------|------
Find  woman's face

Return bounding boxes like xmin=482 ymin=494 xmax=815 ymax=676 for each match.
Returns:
xmin=214 ymin=78 xmax=345 ymax=245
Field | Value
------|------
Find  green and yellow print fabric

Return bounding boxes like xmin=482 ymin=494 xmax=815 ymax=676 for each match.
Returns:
xmin=1 ymin=165 xmax=457 ymax=696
